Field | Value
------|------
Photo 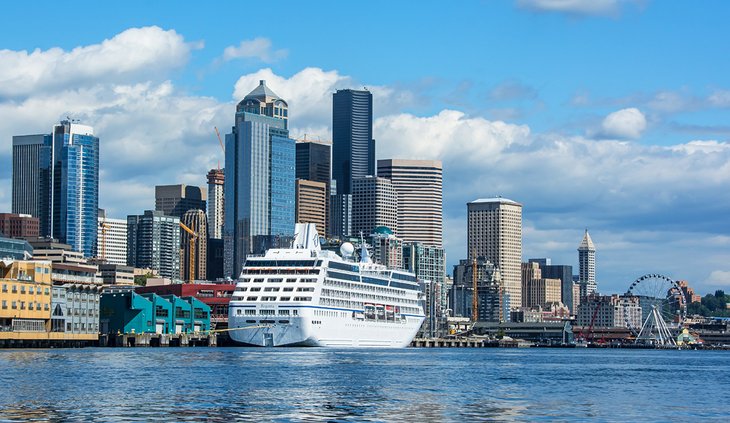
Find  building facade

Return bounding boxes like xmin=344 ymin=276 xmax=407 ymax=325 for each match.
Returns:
xmin=529 ymin=259 xmax=575 ymax=314
xmin=351 ymin=176 xmax=398 ymax=237
xmin=181 ymin=209 xmax=207 ymax=281
xmin=403 ymin=241 xmax=447 ymax=337
xmin=155 ymin=184 xmax=206 ymax=219
xmin=576 ymin=294 xmax=642 ymax=329
xmin=377 ymin=159 xmax=443 ymax=247
xmin=97 ymin=214 xmax=128 ymax=265
xmin=295 ymin=179 xmax=327 ymax=237
xmin=578 ymin=229 xmax=597 ymax=297
xmin=206 ymin=169 xmax=225 ymax=239
xmin=0 ymin=213 xmax=40 ymax=239
xmin=467 ymin=198 xmax=523 ymax=311
xmin=224 ymin=80 xmax=295 ymax=278
xmin=127 ymin=210 xmax=181 ymax=279
xmin=0 ymin=236 xmax=33 ymax=260
xmin=331 ymin=89 xmax=374 ymax=237
xmin=451 ymin=258 xmax=504 ymax=322
xmin=11 ymin=134 xmax=53 ymax=237
xmin=296 ymin=139 xmax=331 ymax=235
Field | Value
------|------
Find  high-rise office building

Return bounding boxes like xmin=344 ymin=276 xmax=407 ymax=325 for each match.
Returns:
xmin=521 ymin=262 xmax=562 ymax=309
xmin=351 ymin=176 xmax=398 ymax=237
xmin=224 ymin=80 xmax=296 ymax=277
xmin=467 ymin=198 xmax=523 ymax=311
xmin=451 ymin=258 xmax=503 ymax=323
xmin=403 ymin=241 xmax=447 ymax=338
xmin=578 ymin=229 xmax=597 ymax=297
xmin=11 ymin=134 xmax=53 ymax=236
xmin=296 ymin=139 xmax=331 ymax=235
xmin=97 ymin=210 xmax=128 ymax=266
xmin=331 ymin=89 xmax=374 ymax=237
xmin=206 ymin=169 xmax=225 ymax=239
xmin=13 ymin=121 xmax=100 ymax=257
xmin=295 ymin=179 xmax=327 ymax=236
xmin=529 ymin=258 xmax=575 ymax=314
xmin=181 ymin=209 xmax=207 ymax=281
xmin=377 ymin=159 xmax=443 ymax=247
xmin=155 ymin=184 xmax=206 ymax=219
xmin=127 ymin=210 xmax=180 ymax=279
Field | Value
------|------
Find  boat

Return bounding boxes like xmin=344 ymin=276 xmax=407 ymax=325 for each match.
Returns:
xmin=228 ymin=223 xmax=426 ymax=347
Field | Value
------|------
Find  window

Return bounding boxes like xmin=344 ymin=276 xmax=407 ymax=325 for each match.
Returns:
xmin=1 ymin=284 xmax=6 ymax=293
xmin=246 ymin=296 xmax=258 ymax=301
xmin=1 ymin=300 xmax=6 ymax=309
xmin=245 ymin=309 xmax=256 ymax=316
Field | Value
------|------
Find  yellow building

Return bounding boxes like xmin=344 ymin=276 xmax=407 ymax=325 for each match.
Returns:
xmin=0 ymin=259 xmax=52 ymax=334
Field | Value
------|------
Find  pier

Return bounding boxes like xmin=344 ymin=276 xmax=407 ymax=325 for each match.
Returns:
xmin=99 ymin=332 xmax=216 ymax=347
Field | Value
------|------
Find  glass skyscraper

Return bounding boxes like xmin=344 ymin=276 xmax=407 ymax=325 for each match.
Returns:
xmin=331 ymin=89 xmax=374 ymax=237
xmin=224 ymin=80 xmax=295 ymax=277
xmin=12 ymin=121 xmax=99 ymax=258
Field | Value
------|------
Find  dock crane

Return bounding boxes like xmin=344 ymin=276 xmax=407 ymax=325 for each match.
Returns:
xmin=471 ymin=251 xmax=478 ymax=324
xmin=98 ymin=220 xmax=109 ymax=262
xmin=214 ymin=127 xmax=225 ymax=170
xmin=179 ymin=222 xmax=198 ymax=283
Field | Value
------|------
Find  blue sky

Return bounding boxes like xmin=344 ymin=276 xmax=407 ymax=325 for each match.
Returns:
xmin=1 ymin=0 xmax=729 ymax=295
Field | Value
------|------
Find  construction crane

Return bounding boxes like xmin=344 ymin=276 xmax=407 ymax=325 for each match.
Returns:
xmin=179 ymin=222 xmax=198 ymax=283
xmin=98 ymin=220 xmax=109 ymax=262
xmin=214 ymin=127 xmax=225 ymax=170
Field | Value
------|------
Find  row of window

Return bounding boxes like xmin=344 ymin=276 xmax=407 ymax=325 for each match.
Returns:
xmin=1 ymin=300 xmax=50 ymax=311
xmin=1 ymin=284 xmax=50 ymax=295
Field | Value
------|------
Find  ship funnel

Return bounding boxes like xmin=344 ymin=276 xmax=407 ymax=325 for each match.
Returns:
xmin=293 ymin=223 xmax=320 ymax=251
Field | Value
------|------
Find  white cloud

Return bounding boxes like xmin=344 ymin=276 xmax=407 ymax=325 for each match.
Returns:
xmin=600 ymin=107 xmax=647 ymax=139
xmin=708 ymin=89 xmax=730 ymax=108
xmin=222 ymin=37 xmax=288 ymax=63
xmin=515 ymin=0 xmax=629 ymax=16
xmin=706 ymin=270 xmax=730 ymax=287
xmin=0 ymin=26 xmax=194 ymax=98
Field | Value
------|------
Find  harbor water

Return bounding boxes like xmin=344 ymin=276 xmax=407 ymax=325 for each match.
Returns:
xmin=1 ymin=347 xmax=728 ymax=421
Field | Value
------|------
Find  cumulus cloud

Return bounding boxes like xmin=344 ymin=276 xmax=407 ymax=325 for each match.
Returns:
xmin=599 ymin=107 xmax=647 ymax=139
xmin=222 ymin=37 xmax=288 ymax=63
xmin=0 ymin=26 xmax=194 ymax=98
xmin=515 ymin=0 xmax=629 ymax=16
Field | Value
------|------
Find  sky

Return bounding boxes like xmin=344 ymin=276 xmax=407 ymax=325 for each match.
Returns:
xmin=0 ymin=0 xmax=729 ymax=295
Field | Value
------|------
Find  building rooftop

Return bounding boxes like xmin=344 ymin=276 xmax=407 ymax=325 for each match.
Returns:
xmin=243 ymin=80 xmax=285 ymax=103
xmin=469 ymin=197 xmax=521 ymax=206
xmin=578 ymin=229 xmax=596 ymax=251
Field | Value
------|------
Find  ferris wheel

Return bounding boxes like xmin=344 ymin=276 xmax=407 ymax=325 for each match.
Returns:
xmin=622 ymin=273 xmax=687 ymax=345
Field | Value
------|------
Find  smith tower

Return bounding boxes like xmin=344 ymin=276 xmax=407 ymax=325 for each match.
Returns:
xmin=578 ymin=229 xmax=597 ymax=298
xmin=224 ymin=80 xmax=295 ymax=277
xmin=331 ymin=89 xmax=374 ymax=237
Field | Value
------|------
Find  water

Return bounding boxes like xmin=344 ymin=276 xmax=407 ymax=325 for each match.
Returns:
xmin=0 ymin=348 xmax=728 ymax=422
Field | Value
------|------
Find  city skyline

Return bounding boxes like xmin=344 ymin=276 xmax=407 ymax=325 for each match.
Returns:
xmin=0 ymin=2 xmax=729 ymax=294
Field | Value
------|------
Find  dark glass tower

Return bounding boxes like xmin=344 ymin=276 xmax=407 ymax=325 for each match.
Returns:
xmin=331 ymin=89 xmax=374 ymax=237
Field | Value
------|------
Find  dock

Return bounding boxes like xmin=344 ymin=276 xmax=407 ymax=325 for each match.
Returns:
xmin=99 ymin=332 xmax=217 ymax=347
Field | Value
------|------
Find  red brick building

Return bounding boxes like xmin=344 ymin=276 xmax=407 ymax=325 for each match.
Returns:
xmin=0 ymin=213 xmax=39 ymax=238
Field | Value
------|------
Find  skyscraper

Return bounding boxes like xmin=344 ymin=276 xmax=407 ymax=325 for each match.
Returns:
xmin=467 ymin=198 xmax=523 ymax=311
xmin=296 ymin=139 xmax=331 ymax=235
xmin=224 ymin=80 xmax=295 ymax=277
xmin=12 ymin=121 xmax=100 ymax=256
xmin=295 ymin=179 xmax=327 ymax=236
xmin=127 ymin=210 xmax=180 ymax=279
xmin=351 ymin=176 xmax=398 ymax=237
xmin=206 ymin=169 xmax=225 ymax=239
xmin=155 ymin=184 xmax=206 ymax=219
xmin=578 ymin=229 xmax=597 ymax=297
xmin=529 ymin=259 xmax=575 ymax=314
xmin=97 ymin=210 xmax=128 ymax=265
xmin=181 ymin=209 xmax=207 ymax=281
xmin=331 ymin=89 xmax=374 ymax=237
xmin=11 ymin=134 xmax=53 ymax=236
xmin=377 ymin=159 xmax=443 ymax=247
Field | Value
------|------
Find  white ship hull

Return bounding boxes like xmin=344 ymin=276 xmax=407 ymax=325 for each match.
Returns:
xmin=229 ymin=307 xmax=424 ymax=347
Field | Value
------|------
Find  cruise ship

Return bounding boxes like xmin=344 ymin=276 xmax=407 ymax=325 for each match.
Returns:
xmin=228 ymin=224 xmax=425 ymax=347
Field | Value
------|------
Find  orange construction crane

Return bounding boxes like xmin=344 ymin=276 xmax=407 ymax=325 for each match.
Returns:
xmin=98 ymin=220 xmax=109 ymax=262
xmin=179 ymin=222 xmax=199 ymax=283
xmin=472 ymin=250 xmax=478 ymax=323
xmin=214 ymin=127 xmax=225 ymax=170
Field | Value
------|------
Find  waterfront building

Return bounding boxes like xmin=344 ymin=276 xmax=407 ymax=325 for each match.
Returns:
xmin=451 ymin=258 xmax=504 ymax=322
xmin=377 ymin=159 xmax=443 ymax=247
xmin=224 ymin=80 xmax=295 ymax=278
xmin=0 ymin=213 xmax=40 ymax=239
xmin=155 ymin=184 xmax=206 ymax=219
xmin=127 ymin=210 xmax=181 ymax=279
xmin=11 ymin=133 xmax=53 ymax=236
xmin=331 ymin=89 xmax=374 ymax=238
xmin=403 ymin=241 xmax=447 ymax=338
xmin=576 ymin=295 xmax=641 ymax=328
xmin=578 ymin=229 xmax=597 ymax=297
xmin=0 ymin=236 xmax=33 ymax=260
xmin=295 ymin=179 xmax=327 ymax=237
xmin=467 ymin=198 xmax=523 ymax=311
xmin=521 ymin=262 xmax=562 ymax=309
xmin=97 ymin=263 xmax=135 ymax=286
xmin=100 ymin=291 xmax=210 ymax=335
xmin=181 ymin=209 xmax=207 ymax=281
xmin=97 ymin=211 xmax=128 ymax=265
xmin=528 ymin=259 xmax=575 ymax=315
xmin=351 ymin=176 xmax=398 ymax=237
xmin=206 ymin=169 xmax=225 ymax=240
xmin=135 ymin=283 xmax=235 ymax=329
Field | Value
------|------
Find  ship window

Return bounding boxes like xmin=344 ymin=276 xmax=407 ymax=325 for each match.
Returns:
xmin=236 ymin=309 xmax=242 ymax=315
xmin=286 ymin=278 xmax=297 ymax=283
xmin=279 ymin=297 xmax=290 ymax=301
xmin=246 ymin=296 xmax=258 ymax=301
xmin=253 ymin=278 xmax=264 ymax=283
xmin=250 ymin=287 xmax=261 ymax=292
xmin=246 ymin=320 xmax=256 ymax=323
xmin=296 ymin=287 xmax=315 ymax=292
xmin=245 ymin=309 xmax=256 ymax=315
